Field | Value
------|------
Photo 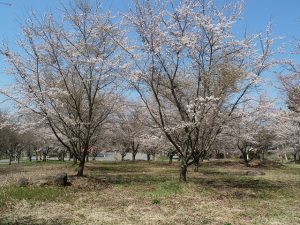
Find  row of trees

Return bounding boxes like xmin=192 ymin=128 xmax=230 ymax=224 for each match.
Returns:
xmin=0 ymin=0 xmax=299 ymax=181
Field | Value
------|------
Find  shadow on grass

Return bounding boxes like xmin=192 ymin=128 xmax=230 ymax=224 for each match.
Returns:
xmin=0 ymin=216 xmax=71 ymax=225
xmin=0 ymin=185 xmax=70 ymax=207
xmin=86 ymin=160 xmax=175 ymax=172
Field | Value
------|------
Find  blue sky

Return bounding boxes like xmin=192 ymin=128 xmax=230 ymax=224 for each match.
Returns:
xmin=0 ymin=0 xmax=299 ymax=109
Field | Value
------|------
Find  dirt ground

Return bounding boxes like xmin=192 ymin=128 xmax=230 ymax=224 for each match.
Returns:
xmin=0 ymin=159 xmax=299 ymax=225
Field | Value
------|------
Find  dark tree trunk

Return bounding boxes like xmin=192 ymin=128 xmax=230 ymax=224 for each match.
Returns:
xmin=180 ymin=160 xmax=188 ymax=182
xmin=168 ymin=155 xmax=173 ymax=164
xmin=69 ymin=152 xmax=73 ymax=161
xmin=9 ymin=154 xmax=12 ymax=165
xmin=293 ymin=153 xmax=297 ymax=163
xmin=62 ymin=152 xmax=65 ymax=162
xmin=147 ymin=153 xmax=151 ymax=161
xmin=132 ymin=153 xmax=136 ymax=161
xmin=77 ymin=149 xmax=88 ymax=176
xmin=194 ymin=157 xmax=200 ymax=172
xmin=121 ymin=154 xmax=125 ymax=161
xmin=77 ymin=159 xmax=85 ymax=177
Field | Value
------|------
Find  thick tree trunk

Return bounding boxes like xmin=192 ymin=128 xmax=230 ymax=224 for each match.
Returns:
xmin=180 ymin=160 xmax=188 ymax=182
xmin=132 ymin=153 xmax=136 ymax=161
xmin=77 ymin=149 xmax=88 ymax=176
xmin=147 ymin=153 xmax=151 ymax=161
xmin=121 ymin=154 xmax=125 ymax=161
xmin=77 ymin=159 xmax=85 ymax=177
xmin=168 ymin=155 xmax=173 ymax=164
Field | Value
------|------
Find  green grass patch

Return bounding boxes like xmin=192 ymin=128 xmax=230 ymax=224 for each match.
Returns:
xmin=146 ymin=181 xmax=185 ymax=198
xmin=0 ymin=185 xmax=70 ymax=207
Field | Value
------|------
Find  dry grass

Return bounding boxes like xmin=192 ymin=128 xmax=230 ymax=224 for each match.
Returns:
xmin=0 ymin=159 xmax=300 ymax=225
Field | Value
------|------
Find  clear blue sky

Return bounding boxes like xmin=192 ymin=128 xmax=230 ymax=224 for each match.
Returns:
xmin=0 ymin=0 xmax=299 ymax=109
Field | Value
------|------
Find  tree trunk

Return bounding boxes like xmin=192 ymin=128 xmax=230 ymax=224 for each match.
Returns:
xmin=242 ymin=151 xmax=249 ymax=167
xmin=194 ymin=157 xmax=200 ymax=172
xmin=260 ymin=151 xmax=265 ymax=161
xmin=180 ymin=160 xmax=188 ymax=182
xmin=73 ymin=156 xmax=77 ymax=164
xmin=86 ymin=154 xmax=89 ymax=162
xmin=121 ymin=154 xmax=125 ymax=161
xmin=9 ymin=154 xmax=12 ymax=165
xmin=77 ymin=149 xmax=88 ymax=176
xmin=69 ymin=152 xmax=73 ymax=161
xmin=168 ymin=155 xmax=173 ymax=164
xmin=132 ymin=153 xmax=136 ymax=161
xmin=77 ymin=159 xmax=85 ymax=177
xmin=147 ymin=153 xmax=151 ymax=161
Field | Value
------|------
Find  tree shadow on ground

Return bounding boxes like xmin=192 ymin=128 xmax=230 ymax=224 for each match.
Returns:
xmin=251 ymin=160 xmax=284 ymax=169
xmin=0 ymin=216 xmax=71 ymax=225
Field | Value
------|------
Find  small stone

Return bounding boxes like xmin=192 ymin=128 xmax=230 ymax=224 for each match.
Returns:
xmin=17 ymin=178 xmax=29 ymax=187
xmin=53 ymin=172 xmax=69 ymax=186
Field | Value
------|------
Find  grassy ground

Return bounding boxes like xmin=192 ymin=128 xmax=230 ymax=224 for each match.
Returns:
xmin=0 ymin=159 xmax=299 ymax=225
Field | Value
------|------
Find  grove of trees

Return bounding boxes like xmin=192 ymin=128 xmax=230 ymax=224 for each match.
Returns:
xmin=0 ymin=0 xmax=300 ymax=181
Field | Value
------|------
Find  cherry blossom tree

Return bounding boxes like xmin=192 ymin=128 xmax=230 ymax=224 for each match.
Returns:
xmin=224 ymin=96 xmax=274 ymax=166
xmin=125 ymin=0 xmax=277 ymax=180
xmin=0 ymin=0 xmax=125 ymax=176
xmin=113 ymin=105 xmax=146 ymax=161
xmin=276 ymin=40 xmax=300 ymax=162
xmin=271 ymin=110 xmax=300 ymax=162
